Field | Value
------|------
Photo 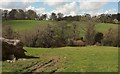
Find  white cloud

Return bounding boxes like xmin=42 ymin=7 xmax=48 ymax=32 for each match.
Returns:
xmin=1 ymin=2 xmax=26 ymax=9
xmin=104 ymin=9 xmax=117 ymax=14
xmin=80 ymin=0 xmax=110 ymax=10
xmin=80 ymin=9 xmax=117 ymax=16
xmin=26 ymin=6 xmax=47 ymax=14
xmin=52 ymin=2 xmax=78 ymax=16
xmin=0 ymin=0 xmax=118 ymax=16
xmin=0 ymin=0 xmax=39 ymax=2
xmin=0 ymin=0 xmax=36 ymax=9
xmin=43 ymin=0 xmax=66 ymax=6
xmin=80 ymin=0 xmax=116 ymax=2
xmin=79 ymin=0 xmax=118 ymax=16
xmin=80 ymin=2 xmax=106 ymax=10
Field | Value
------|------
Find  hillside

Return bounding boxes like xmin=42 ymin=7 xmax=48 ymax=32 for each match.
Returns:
xmin=2 ymin=20 xmax=118 ymax=38
xmin=3 ymin=20 xmax=118 ymax=31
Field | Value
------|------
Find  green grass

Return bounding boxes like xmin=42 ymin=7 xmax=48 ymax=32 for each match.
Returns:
xmin=2 ymin=46 xmax=118 ymax=72
xmin=96 ymin=23 xmax=118 ymax=33
xmin=2 ymin=20 xmax=57 ymax=31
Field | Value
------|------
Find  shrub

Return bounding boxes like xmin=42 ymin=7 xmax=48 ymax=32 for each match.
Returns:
xmin=85 ymin=20 xmax=96 ymax=45
xmin=19 ymin=22 xmax=74 ymax=48
xmin=94 ymin=32 xmax=103 ymax=44
xmin=18 ymin=25 xmax=45 ymax=47
xmin=103 ymin=28 xmax=119 ymax=47
xmin=2 ymin=25 xmax=19 ymax=39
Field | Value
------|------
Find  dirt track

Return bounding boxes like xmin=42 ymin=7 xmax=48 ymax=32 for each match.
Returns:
xmin=22 ymin=57 xmax=62 ymax=74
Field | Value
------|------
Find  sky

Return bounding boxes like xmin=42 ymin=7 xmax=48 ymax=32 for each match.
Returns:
xmin=0 ymin=0 xmax=119 ymax=16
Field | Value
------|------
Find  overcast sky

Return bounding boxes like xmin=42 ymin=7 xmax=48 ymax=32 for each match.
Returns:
xmin=0 ymin=0 xmax=119 ymax=16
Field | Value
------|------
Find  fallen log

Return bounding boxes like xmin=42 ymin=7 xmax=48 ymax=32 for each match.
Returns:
xmin=1 ymin=37 xmax=27 ymax=61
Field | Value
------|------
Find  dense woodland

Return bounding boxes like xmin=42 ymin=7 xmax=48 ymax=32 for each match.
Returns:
xmin=1 ymin=9 xmax=120 ymax=48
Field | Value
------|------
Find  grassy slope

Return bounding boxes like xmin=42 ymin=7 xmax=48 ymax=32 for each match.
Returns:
xmin=96 ymin=23 xmax=118 ymax=32
xmin=2 ymin=20 xmax=54 ymax=31
xmin=2 ymin=20 xmax=118 ymax=37
xmin=2 ymin=46 xmax=118 ymax=72
xmin=3 ymin=20 xmax=118 ymax=31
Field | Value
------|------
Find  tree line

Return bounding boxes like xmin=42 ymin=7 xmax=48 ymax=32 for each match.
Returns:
xmin=1 ymin=9 xmax=119 ymax=24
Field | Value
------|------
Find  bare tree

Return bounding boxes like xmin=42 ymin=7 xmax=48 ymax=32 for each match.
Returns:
xmin=85 ymin=19 xmax=96 ymax=45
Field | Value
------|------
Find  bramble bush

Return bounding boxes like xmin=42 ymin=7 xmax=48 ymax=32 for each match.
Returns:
xmin=2 ymin=25 xmax=19 ymax=39
xmin=102 ymin=28 xmax=119 ymax=47
xmin=19 ymin=21 xmax=78 ymax=47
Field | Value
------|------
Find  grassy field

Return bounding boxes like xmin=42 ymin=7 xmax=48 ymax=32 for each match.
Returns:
xmin=2 ymin=46 xmax=118 ymax=72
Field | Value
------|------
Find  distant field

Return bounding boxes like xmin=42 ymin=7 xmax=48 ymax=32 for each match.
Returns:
xmin=2 ymin=20 xmax=118 ymax=38
xmin=2 ymin=20 xmax=56 ymax=31
xmin=2 ymin=46 xmax=118 ymax=72
xmin=3 ymin=20 xmax=118 ymax=33
xmin=96 ymin=23 xmax=118 ymax=32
